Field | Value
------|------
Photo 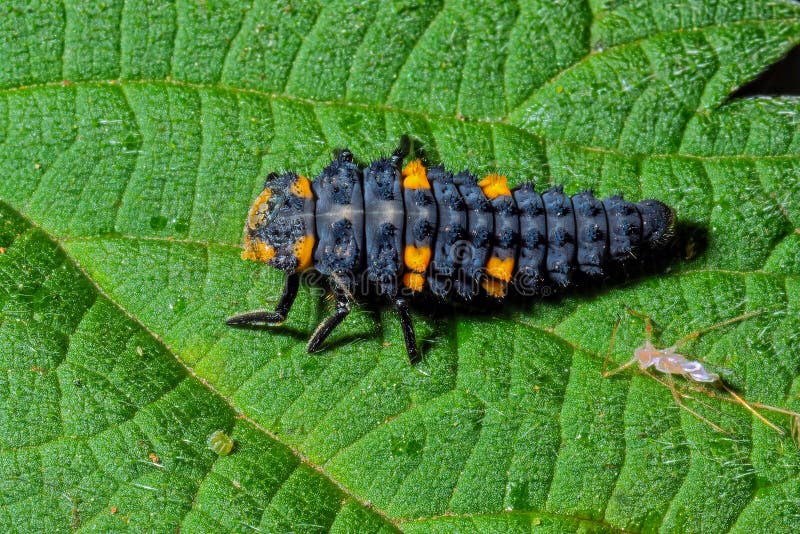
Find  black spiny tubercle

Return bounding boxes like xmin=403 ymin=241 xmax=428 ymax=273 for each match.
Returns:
xmin=228 ymin=141 xmax=677 ymax=363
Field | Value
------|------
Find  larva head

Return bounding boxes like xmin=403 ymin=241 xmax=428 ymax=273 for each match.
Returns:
xmin=241 ymin=172 xmax=315 ymax=273
xmin=637 ymin=199 xmax=676 ymax=249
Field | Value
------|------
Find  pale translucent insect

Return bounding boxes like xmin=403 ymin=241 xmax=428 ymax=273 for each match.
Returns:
xmin=603 ymin=308 xmax=800 ymax=436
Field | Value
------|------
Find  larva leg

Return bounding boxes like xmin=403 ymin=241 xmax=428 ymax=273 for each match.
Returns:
xmin=394 ymin=297 xmax=420 ymax=364
xmin=333 ymin=148 xmax=354 ymax=163
xmin=226 ymin=273 xmax=300 ymax=326
xmin=391 ymin=135 xmax=411 ymax=166
xmin=307 ymin=277 xmax=352 ymax=353
xmin=670 ymin=310 xmax=763 ymax=350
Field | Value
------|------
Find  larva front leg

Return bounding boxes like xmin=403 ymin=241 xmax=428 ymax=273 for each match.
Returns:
xmin=226 ymin=273 xmax=300 ymax=326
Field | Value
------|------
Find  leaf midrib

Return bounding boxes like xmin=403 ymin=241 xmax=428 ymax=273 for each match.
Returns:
xmin=4 ymin=79 xmax=800 ymax=164
xmin=5 ymin=10 xmax=799 ymax=116
xmin=397 ymin=509 xmax=629 ymax=532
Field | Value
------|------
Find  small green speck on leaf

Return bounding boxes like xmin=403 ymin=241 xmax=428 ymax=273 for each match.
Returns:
xmin=208 ymin=430 xmax=235 ymax=456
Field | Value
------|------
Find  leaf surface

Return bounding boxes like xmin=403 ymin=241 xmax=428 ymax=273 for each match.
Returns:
xmin=2 ymin=1 xmax=800 ymax=532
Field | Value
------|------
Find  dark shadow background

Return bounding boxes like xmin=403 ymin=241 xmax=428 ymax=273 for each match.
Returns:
xmin=733 ymin=44 xmax=800 ymax=97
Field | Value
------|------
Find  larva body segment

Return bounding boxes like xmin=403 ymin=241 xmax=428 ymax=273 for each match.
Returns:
xmin=605 ymin=195 xmax=643 ymax=261
xmin=230 ymin=146 xmax=677 ymax=362
xmin=428 ymin=166 xmax=468 ymax=299
xmin=401 ymin=160 xmax=436 ymax=293
xmin=363 ymin=157 xmax=404 ymax=295
xmin=312 ymin=153 xmax=363 ymax=275
xmin=454 ymin=171 xmax=493 ymax=300
xmin=572 ymin=190 xmax=608 ymax=278
xmin=542 ymin=186 xmax=575 ymax=287
xmin=513 ymin=183 xmax=548 ymax=289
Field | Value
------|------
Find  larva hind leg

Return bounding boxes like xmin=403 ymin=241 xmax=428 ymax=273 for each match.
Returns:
xmin=394 ymin=297 xmax=420 ymax=364
xmin=226 ymin=273 xmax=300 ymax=326
xmin=307 ymin=276 xmax=352 ymax=354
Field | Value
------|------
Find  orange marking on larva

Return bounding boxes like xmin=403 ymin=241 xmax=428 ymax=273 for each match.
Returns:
xmin=486 ymin=256 xmax=514 ymax=282
xmin=404 ymin=245 xmax=431 ymax=272
xmin=481 ymin=278 xmax=508 ymax=298
xmin=403 ymin=272 xmax=425 ymax=292
xmin=247 ymin=189 xmax=272 ymax=229
xmin=402 ymin=159 xmax=430 ymax=189
xmin=294 ymin=235 xmax=315 ymax=271
xmin=241 ymin=237 xmax=275 ymax=263
xmin=291 ymin=175 xmax=313 ymax=198
xmin=478 ymin=174 xmax=511 ymax=199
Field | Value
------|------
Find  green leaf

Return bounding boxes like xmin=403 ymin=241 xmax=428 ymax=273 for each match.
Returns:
xmin=2 ymin=0 xmax=800 ymax=532
xmin=0 ymin=204 xmax=395 ymax=532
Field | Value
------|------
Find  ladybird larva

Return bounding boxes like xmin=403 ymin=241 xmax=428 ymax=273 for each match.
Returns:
xmin=228 ymin=141 xmax=676 ymax=363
